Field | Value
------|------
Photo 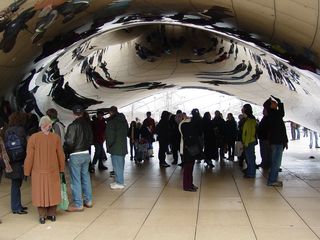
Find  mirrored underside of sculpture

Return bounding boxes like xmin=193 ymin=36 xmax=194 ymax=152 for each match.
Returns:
xmin=0 ymin=0 xmax=320 ymax=130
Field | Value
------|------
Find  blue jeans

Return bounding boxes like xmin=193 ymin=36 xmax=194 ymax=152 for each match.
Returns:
xmin=268 ymin=144 xmax=284 ymax=184
xmin=111 ymin=155 xmax=125 ymax=185
xmin=245 ymin=142 xmax=256 ymax=177
xmin=11 ymin=179 xmax=23 ymax=211
xmin=69 ymin=153 xmax=92 ymax=208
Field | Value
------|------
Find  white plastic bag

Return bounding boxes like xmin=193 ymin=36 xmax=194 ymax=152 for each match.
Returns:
xmin=234 ymin=141 xmax=243 ymax=157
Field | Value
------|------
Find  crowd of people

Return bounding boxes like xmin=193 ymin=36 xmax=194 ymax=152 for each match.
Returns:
xmin=127 ymin=95 xmax=287 ymax=190
xmin=0 ymin=105 xmax=128 ymax=224
xmin=0 ymin=95 xmax=290 ymax=224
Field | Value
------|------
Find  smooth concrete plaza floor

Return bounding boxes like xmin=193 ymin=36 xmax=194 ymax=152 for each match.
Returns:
xmin=1 ymin=138 xmax=320 ymax=240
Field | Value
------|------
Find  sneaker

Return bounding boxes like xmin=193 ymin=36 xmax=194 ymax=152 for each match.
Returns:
xmin=268 ymin=181 xmax=283 ymax=187
xmin=66 ymin=205 xmax=84 ymax=212
xmin=110 ymin=183 xmax=125 ymax=189
xmin=159 ymin=162 xmax=170 ymax=168
xmin=84 ymin=201 xmax=93 ymax=208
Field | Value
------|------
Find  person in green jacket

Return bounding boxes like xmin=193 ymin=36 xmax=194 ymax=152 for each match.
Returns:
xmin=105 ymin=106 xmax=129 ymax=189
xmin=242 ymin=104 xmax=257 ymax=178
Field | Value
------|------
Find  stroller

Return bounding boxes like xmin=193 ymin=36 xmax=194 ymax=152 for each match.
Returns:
xmin=135 ymin=138 xmax=149 ymax=162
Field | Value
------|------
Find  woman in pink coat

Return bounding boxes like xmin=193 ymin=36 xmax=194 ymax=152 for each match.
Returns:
xmin=24 ymin=116 xmax=65 ymax=224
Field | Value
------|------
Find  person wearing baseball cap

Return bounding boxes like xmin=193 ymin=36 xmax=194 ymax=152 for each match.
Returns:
xmin=64 ymin=105 xmax=93 ymax=211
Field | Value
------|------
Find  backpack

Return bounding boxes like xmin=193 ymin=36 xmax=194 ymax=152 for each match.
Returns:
xmin=52 ymin=120 xmax=65 ymax=145
xmin=5 ymin=127 xmax=26 ymax=162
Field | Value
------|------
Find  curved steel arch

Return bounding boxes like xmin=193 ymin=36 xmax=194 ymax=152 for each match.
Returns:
xmin=0 ymin=0 xmax=319 ymax=130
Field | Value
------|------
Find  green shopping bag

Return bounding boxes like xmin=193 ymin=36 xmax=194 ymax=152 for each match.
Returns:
xmin=58 ymin=173 xmax=69 ymax=210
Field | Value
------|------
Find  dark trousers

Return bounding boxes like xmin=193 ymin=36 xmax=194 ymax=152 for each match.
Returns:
xmin=11 ymin=179 xmax=23 ymax=211
xmin=171 ymin=141 xmax=180 ymax=163
xmin=38 ymin=206 xmax=57 ymax=217
xmin=213 ymin=145 xmax=224 ymax=160
xmin=129 ymin=141 xmax=137 ymax=159
xmin=92 ymin=143 xmax=107 ymax=166
xmin=259 ymin=139 xmax=271 ymax=168
xmin=227 ymin=141 xmax=235 ymax=158
xmin=183 ymin=161 xmax=195 ymax=189
xmin=158 ymin=141 xmax=168 ymax=164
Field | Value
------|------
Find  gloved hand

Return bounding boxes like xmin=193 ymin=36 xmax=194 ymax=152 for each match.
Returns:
xmin=271 ymin=95 xmax=281 ymax=103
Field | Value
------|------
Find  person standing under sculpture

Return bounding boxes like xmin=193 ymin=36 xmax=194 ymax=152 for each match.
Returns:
xmin=225 ymin=113 xmax=237 ymax=161
xmin=257 ymin=108 xmax=271 ymax=169
xmin=142 ymin=111 xmax=156 ymax=157
xmin=242 ymin=104 xmax=257 ymax=178
xmin=0 ymin=133 xmax=13 ymax=223
xmin=4 ymin=112 xmax=28 ymax=215
xmin=24 ymin=116 xmax=65 ymax=224
xmin=264 ymin=96 xmax=288 ymax=187
xmin=156 ymin=111 xmax=171 ymax=167
xmin=46 ymin=108 xmax=65 ymax=145
xmin=64 ymin=105 xmax=93 ymax=211
xmin=105 ymin=106 xmax=128 ymax=189
xmin=179 ymin=112 xmax=200 ymax=192
xmin=91 ymin=110 xmax=108 ymax=172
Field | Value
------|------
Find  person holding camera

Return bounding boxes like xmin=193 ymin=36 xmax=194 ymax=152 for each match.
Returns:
xmin=263 ymin=96 xmax=288 ymax=187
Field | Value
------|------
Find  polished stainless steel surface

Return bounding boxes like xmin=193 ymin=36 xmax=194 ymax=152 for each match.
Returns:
xmin=0 ymin=1 xmax=320 ymax=129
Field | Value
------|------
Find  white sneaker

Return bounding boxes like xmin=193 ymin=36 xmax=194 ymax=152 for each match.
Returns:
xmin=110 ymin=183 xmax=125 ymax=189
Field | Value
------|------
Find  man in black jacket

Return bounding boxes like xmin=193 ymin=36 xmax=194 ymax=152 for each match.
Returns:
xmin=64 ymin=105 xmax=93 ymax=211
xmin=156 ymin=111 xmax=171 ymax=167
xmin=264 ymin=96 xmax=288 ymax=187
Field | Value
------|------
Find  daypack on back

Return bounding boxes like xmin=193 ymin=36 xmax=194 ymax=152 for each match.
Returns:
xmin=53 ymin=120 xmax=65 ymax=145
xmin=5 ymin=127 xmax=26 ymax=162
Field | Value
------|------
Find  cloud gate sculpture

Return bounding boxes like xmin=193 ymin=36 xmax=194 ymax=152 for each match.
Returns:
xmin=0 ymin=0 xmax=320 ymax=130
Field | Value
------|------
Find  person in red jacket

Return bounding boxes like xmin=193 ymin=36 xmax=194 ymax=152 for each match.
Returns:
xmin=142 ymin=111 xmax=156 ymax=157
xmin=91 ymin=111 xmax=108 ymax=172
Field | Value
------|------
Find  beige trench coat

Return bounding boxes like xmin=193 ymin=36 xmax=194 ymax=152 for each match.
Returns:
xmin=24 ymin=132 xmax=65 ymax=207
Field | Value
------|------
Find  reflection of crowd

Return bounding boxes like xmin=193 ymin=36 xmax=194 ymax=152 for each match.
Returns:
xmin=135 ymin=43 xmax=158 ymax=62
xmin=51 ymin=81 xmax=103 ymax=110
xmin=290 ymin=121 xmax=300 ymax=140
